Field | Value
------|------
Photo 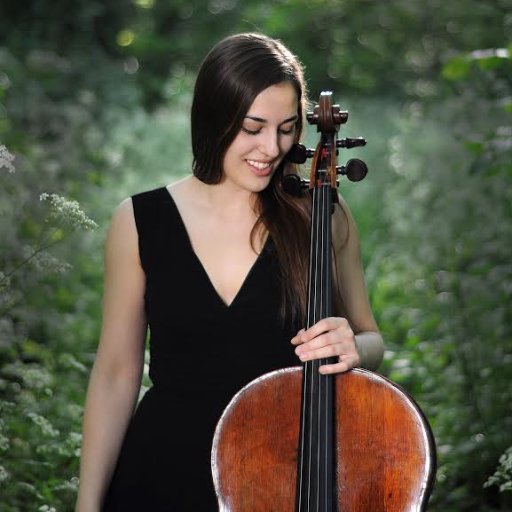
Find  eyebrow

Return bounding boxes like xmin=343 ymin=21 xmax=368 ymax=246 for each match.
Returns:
xmin=245 ymin=114 xmax=299 ymax=125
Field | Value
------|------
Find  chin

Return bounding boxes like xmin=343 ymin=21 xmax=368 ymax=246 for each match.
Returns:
xmin=249 ymin=174 xmax=275 ymax=193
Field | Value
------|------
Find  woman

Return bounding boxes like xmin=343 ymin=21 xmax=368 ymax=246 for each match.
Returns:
xmin=76 ymin=33 xmax=384 ymax=511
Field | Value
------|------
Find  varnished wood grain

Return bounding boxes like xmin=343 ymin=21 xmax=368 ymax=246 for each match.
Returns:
xmin=212 ymin=367 xmax=435 ymax=512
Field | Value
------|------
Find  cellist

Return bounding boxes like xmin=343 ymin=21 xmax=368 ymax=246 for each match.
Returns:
xmin=76 ymin=32 xmax=384 ymax=512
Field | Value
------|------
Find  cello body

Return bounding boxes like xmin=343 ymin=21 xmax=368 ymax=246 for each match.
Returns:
xmin=212 ymin=367 xmax=436 ymax=511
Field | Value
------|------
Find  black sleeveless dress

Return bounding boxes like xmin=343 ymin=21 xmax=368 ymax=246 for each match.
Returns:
xmin=102 ymin=187 xmax=298 ymax=511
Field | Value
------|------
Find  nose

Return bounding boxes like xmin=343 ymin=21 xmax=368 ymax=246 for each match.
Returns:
xmin=259 ymin=131 xmax=280 ymax=159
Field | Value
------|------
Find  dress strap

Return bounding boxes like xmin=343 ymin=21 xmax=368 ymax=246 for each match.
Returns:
xmin=131 ymin=187 xmax=174 ymax=274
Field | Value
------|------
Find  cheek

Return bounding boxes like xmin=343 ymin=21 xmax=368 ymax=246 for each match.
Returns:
xmin=222 ymin=140 xmax=242 ymax=165
xmin=281 ymin=137 xmax=296 ymax=155
xmin=228 ymin=136 xmax=253 ymax=157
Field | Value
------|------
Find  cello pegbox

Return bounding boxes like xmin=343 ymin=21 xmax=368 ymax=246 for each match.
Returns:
xmin=306 ymin=92 xmax=348 ymax=132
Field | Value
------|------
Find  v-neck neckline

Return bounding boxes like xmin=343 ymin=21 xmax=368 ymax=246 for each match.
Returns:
xmin=163 ymin=186 xmax=268 ymax=309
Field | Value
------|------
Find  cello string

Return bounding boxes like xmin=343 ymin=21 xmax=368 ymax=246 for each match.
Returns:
xmin=313 ymin=183 xmax=323 ymax=510
xmin=323 ymin=182 xmax=330 ymax=508
xmin=323 ymin=181 xmax=331 ymax=510
xmin=313 ymin=176 xmax=328 ymax=511
xmin=319 ymin=184 xmax=324 ymax=510
xmin=318 ymin=183 xmax=327 ymax=509
xmin=305 ymin=184 xmax=316 ymax=511
xmin=310 ymin=184 xmax=321 ymax=510
xmin=318 ymin=182 xmax=327 ymax=510
xmin=300 ymin=182 xmax=318 ymax=510
xmin=314 ymin=184 xmax=323 ymax=511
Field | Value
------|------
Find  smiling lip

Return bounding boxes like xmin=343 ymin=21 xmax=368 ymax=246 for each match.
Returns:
xmin=246 ymin=159 xmax=274 ymax=177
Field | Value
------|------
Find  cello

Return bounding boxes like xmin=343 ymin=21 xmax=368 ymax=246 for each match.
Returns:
xmin=212 ymin=92 xmax=436 ymax=511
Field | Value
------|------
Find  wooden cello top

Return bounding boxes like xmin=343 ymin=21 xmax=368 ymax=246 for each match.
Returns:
xmin=212 ymin=367 xmax=436 ymax=511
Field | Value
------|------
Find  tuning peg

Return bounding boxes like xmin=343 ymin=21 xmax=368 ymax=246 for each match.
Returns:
xmin=336 ymin=159 xmax=368 ymax=182
xmin=285 ymin=143 xmax=314 ymax=164
xmin=282 ymin=173 xmax=310 ymax=196
xmin=336 ymin=137 xmax=367 ymax=149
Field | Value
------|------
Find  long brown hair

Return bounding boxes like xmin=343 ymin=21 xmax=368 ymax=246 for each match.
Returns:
xmin=191 ymin=33 xmax=311 ymax=326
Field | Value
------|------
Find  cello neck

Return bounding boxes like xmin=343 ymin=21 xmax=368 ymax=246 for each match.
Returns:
xmin=296 ymin=171 xmax=337 ymax=511
xmin=305 ymin=136 xmax=336 ymax=330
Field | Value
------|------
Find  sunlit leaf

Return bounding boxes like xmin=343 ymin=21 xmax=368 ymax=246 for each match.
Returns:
xmin=116 ymin=29 xmax=135 ymax=47
xmin=442 ymin=55 xmax=471 ymax=81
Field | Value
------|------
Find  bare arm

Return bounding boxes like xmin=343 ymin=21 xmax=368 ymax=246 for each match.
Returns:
xmin=291 ymin=196 xmax=384 ymax=373
xmin=331 ymin=196 xmax=384 ymax=370
xmin=76 ymin=199 xmax=147 ymax=512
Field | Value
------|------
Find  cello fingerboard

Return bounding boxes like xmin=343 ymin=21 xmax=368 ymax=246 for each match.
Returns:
xmin=296 ymin=181 xmax=338 ymax=512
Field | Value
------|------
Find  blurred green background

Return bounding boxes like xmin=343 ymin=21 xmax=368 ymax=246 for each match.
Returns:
xmin=1 ymin=0 xmax=511 ymax=510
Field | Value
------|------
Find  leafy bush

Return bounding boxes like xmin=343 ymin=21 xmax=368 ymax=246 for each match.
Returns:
xmin=486 ymin=447 xmax=512 ymax=494
xmin=0 ymin=37 xmax=139 ymax=508
xmin=369 ymin=48 xmax=512 ymax=510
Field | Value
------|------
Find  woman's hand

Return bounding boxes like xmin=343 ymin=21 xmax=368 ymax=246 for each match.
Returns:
xmin=291 ymin=317 xmax=361 ymax=375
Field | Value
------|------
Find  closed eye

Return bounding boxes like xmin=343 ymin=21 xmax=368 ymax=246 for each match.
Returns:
xmin=242 ymin=125 xmax=296 ymax=136
xmin=241 ymin=127 xmax=261 ymax=135
xmin=279 ymin=125 xmax=296 ymax=135
xmin=242 ymin=114 xmax=298 ymax=137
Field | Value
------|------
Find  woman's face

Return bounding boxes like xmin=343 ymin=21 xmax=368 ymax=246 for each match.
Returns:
xmin=221 ymin=81 xmax=298 ymax=194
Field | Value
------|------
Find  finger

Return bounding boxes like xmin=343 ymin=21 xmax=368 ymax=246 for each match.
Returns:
xmin=319 ymin=354 xmax=359 ymax=375
xmin=296 ymin=341 xmax=341 ymax=362
xmin=298 ymin=317 xmax=350 ymax=343
xmin=290 ymin=328 xmax=306 ymax=345
xmin=295 ymin=330 xmax=342 ymax=357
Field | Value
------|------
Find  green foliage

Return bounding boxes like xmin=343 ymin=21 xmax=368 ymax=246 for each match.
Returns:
xmin=0 ymin=10 xmax=142 ymax=507
xmin=0 ymin=342 xmax=84 ymax=510
xmin=56 ymin=0 xmax=511 ymax=104
xmin=486 ymin=447 xmax=512 ymax=493
xmin=368 ymin=48 xmax=512 ymax=510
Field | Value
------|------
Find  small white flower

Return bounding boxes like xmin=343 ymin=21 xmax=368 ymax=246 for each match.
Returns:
xmin=0 ymin=433 xmax=9 ymax=451
xmin=0 ymin=465 xmax=9 ymax=483
xmin=27 ymin=412 xmax=60 ymax=437
xmin=39 ymin=193 xmax=98 ymax=230
xmin=0 ymin=144 xmax=15 ymax=173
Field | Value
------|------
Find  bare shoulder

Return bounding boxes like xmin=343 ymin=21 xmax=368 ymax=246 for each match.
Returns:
xmin=110 ymin=197 xmax=136 ymax=232
xmin=166 ymin=175 xmax=194 ymax=195
xmin=166 ymin=175 xmax=197 ymax=205
xmin=105 ymin=198 xmax=139 ymax=263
